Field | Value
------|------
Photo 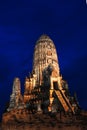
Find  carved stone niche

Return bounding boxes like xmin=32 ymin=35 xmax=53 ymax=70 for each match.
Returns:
xmin=47 ymin=51 xmax=52 ymax=56
xmin=51 ymin=69 xmax=58 ymax=77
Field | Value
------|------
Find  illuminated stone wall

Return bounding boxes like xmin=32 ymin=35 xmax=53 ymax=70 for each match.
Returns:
xmin=33 ymin=35 xmax=60 ymax=86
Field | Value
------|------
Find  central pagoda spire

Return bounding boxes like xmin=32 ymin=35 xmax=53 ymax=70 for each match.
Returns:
xmin=33 ymin=34 xmax=60 ymax=86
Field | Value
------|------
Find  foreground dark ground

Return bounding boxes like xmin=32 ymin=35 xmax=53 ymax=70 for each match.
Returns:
xmin=1 ymin=111 xmax=87 ymax=130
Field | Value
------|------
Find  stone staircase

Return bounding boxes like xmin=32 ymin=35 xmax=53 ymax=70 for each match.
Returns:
xmin=55 ymin=90 xmax=74 ymax=113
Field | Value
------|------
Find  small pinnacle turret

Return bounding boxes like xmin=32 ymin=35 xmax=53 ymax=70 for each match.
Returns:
xmin=7 ymin=78 xmax=25 ymax=111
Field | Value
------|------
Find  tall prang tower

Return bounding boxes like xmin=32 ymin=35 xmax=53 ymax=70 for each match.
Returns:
xmin=24 ymin=34 xmax=79 ymax=113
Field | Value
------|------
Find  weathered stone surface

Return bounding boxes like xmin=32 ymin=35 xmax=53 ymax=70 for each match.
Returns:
xmin=2 ymin=113 xmax=87 ymax=130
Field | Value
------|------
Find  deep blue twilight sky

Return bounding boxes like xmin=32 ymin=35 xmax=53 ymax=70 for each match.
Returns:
xmin=0 ymin=0 xmax=87 ymax=120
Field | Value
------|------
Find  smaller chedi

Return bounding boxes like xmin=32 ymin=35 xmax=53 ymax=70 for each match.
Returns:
xmin=7 ymin=78 xmax=25 ymax=111
xmin=2 ymin=35 xmax=80 ymax=124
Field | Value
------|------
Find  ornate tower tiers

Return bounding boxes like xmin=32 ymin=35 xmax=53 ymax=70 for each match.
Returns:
xmin=33 ymin=35 xmax=60 ymax=86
